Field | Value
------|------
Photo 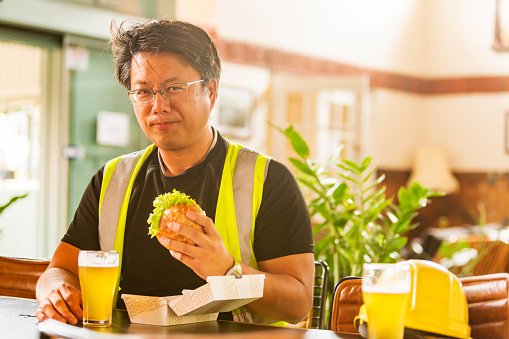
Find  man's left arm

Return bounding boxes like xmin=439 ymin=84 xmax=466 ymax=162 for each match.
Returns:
xmin=159 ymin=214 xmax=315 ymax=324
xmin=242 ymin=253 xmax=315 ymax=324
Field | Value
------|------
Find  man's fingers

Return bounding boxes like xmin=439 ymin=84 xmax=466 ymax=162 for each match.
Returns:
xmin=60 ymin=287 xmax=83 ymax=319
xmin=36 ymin=283 xmax=83 ymax=325
xmin=169 ymin=249 xmax=204 ymax=273
xmin=160 ymin=235 xmax=200 ymax=257
xmin=52 ymin=294 xmax=79 ymax=325
xmin=36 ymin=300 xmax=69 ymax=324
xmin=186 ymin=212 xmax=215 ymax=234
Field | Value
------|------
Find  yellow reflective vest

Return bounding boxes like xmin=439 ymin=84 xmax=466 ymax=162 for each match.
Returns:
xmin=97 ymin=140 xmax=285 ymax=326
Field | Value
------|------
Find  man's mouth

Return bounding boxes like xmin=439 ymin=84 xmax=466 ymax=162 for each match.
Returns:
xmin=151 ymin=121 xmax=178 ymax=129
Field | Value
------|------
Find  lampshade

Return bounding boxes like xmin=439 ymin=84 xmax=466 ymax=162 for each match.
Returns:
xmin=407 ymin=146 xmax=459 ymax=194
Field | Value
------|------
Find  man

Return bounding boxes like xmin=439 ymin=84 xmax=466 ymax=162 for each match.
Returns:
xmin=36 ymin=19 xmax=314 ymax=326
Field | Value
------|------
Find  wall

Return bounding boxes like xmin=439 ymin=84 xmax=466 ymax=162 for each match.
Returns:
xmin=177 ymin=0 xmax=509 ymax=171
xmin=215 ymin=0 xmax=429 ymax=77
xmin=427 ymin=0 xmax=507 ymax=77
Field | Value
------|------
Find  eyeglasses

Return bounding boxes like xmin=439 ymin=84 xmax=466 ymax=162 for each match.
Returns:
xmin=128 ymin=79 xmax=204 ymax=103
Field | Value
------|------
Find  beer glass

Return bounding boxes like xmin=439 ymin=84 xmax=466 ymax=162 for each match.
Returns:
xmin=78 ymin=250 xmax=119 ymax=327
xmin=362 ymin=263 xmax=411 ymax=339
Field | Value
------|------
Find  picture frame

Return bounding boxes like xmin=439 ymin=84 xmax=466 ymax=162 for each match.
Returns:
xmin=216 ymin=87 xmax=254 ymax=139
xmin=494 ymin=0 xmax=509 ymax=51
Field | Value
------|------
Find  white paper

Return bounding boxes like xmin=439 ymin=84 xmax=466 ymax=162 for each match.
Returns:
xmin=96 ymin=111 xmax=130 ymax=147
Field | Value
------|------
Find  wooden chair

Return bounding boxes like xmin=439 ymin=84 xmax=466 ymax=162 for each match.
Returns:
xmin=329 ymin=273 xmax=509 ymax=339
xmin=472 ymin=240 xmax=509 ymax=276
xmin=0 ymin=255 xmax=50 ymax=299
xmin=305 ymin=260 xmax=329 ymax=329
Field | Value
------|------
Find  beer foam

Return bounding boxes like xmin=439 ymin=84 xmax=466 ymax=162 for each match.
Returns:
xmin=78 ymin=251 xmax=119 ymax=267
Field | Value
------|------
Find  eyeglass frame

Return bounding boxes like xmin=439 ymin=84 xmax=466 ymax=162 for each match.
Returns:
xmin=127 ymin=79 xmax=205 ymax=103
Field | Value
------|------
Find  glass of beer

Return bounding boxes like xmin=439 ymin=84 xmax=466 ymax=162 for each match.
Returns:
xmin=78 ymin=250 xmax=119 ymax=327
xmin=362 ymin=262 xmax=411 ymax=339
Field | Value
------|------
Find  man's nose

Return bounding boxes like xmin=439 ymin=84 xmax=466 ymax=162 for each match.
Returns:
xmin=152 ymin=91 xmax=171 ymax=112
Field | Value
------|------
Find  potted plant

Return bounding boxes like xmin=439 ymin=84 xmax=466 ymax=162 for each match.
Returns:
xmin=273 ymin=125 xmax=442 ymax=283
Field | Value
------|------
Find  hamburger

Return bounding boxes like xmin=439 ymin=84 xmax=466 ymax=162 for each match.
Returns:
xmin=147 ymin=189 xmax=205 ymax=250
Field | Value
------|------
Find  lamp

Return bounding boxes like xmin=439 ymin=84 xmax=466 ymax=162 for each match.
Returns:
xmin=407 ymin=146 xmax=459 ymax=194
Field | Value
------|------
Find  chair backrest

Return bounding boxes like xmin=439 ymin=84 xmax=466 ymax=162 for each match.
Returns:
xmin=0 ymin=256 xmax=50 ymax=299
xmin=472 ymin=241 xmax=509 ymax=276
xmin=329 ymin=272 xmax=509 ymax=339
xmin=460 ymin=273 xmax=509 ymax=339
xmin=329 ymin=276 xmax=362 ymax=333
xmin=305 ymin=260 xmax=329 ymax=329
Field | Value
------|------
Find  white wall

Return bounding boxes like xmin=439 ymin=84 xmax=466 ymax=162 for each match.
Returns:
xmin=426 ymin=93 xmax=509 ymax=171
xmin=215 ymin=0 xmax=428 ymax=77
xmin=427 ymin=0 xmax=509 ymax=77
xmin=370 ymin=89 xmax=426 ymax=169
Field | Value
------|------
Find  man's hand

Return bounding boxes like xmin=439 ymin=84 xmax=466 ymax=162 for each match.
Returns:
xmin=36 ymin=242 xmax=82 ymax=324
xmin=36 ymin=282 xmax=82 ymax=324
xmin=158 ymin=212 xmax=234 ymax=279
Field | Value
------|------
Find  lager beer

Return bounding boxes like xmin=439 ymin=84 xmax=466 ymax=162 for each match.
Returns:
xmin=362 ymin=263 xmax=411 ymax=339
xmin=362 ymin=290 xmax=410 ymax=338
xmin=78 ymin=251 xmax=119 ymax=327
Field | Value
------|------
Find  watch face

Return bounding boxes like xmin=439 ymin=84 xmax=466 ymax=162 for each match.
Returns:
xmin=227 ymin=264 xmax=242 ymax=279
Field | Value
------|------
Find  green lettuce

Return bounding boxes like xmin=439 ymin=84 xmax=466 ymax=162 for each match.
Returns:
xmin=147 ymin=189 xmax=199 ymax=237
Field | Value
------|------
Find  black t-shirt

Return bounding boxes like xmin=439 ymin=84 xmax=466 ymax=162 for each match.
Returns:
xmin=63 ymin=133 xmax=314 ymax=313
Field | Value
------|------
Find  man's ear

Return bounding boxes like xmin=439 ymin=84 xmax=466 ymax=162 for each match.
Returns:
xmin=207 ymin=79 xmax=218 ymax=111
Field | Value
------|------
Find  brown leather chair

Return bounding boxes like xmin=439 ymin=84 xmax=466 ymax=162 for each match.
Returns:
xmin=330 ymin=273 xmax=509 ymax=339
xmin=460 ymin=273 xmax=509 ymax=339
xmin=0 ymin=255 xmax=50 ymax=299
xmin=329 ymin=276 xmax=362 ymax=333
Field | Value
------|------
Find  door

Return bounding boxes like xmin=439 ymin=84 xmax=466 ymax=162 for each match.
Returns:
xmin=269 ymin=73 xmax=370 ymax=165
xmin=66 ymin=36 xmax=150 ymax=223
xmin=0 ymin=26 xmax=63 ymax=258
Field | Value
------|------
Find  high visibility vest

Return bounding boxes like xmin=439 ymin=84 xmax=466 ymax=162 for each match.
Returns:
xmin=97 ymin=141 xmax=285 ymax=326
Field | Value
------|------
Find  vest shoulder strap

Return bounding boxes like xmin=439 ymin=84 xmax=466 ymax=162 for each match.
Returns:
xmin=99 ymin=144 xmax=155 ymax=251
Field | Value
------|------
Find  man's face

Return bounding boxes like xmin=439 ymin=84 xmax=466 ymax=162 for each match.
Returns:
xmin=130 ymin=52 xmax=216 ymax=152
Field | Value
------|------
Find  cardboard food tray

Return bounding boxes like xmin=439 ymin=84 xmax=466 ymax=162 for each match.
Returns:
xmin=122 ymin=274 xmax=265 ymax=326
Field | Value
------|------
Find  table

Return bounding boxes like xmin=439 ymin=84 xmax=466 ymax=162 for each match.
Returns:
xmin=0 ymin=296 xmax=360 ymax=339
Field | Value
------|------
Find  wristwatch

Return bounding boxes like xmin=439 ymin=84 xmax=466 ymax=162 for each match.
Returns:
xmin=225 ymin=260 xmax=242 ymax=279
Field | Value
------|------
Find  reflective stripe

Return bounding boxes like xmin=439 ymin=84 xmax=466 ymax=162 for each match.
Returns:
xmin=230 ymin=145 xmax=270 ymax=269
xmin=99 ymin=145 xmax=155 ymax=250
xmin=215 ymin=143 xmax=242 ymax=264
xmin=232 ymin=147 xmax=257 ymax=267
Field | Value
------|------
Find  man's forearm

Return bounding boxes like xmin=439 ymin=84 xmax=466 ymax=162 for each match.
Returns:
xmin=241 ymin=254 xmax=314 ymax=324
xmin=36 ymin=267 xmax=80 ymax=303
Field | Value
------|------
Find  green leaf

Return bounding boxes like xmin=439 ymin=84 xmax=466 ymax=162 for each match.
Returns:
xmin=332 ymin=183 xmax=349 ymax=202
xmin=342 ymin=158 xmax=361 ymax=172
xmin=339 ymin=173 xmax=358 ymax=184
xmin=284 ymin=126 xmax=310 ymax=158
xmin=360 ymin=157 xmax=372 ymax=171
xmin=289 ymin=158 xmax=316 ymax=177
xmin=0 ymin=194 xmax=29 ymax=215
xmin=297 ymin=177 xmax=323 ymax=196
xmin=364 ymin=187 xmax=386 ymax=204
